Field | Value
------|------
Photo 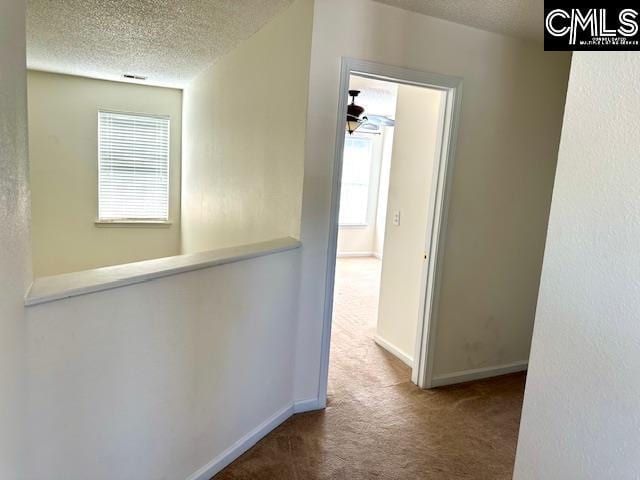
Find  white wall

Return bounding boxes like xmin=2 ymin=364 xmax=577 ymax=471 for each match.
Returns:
xmin=181 ymin=0 xmax=313 ymax=254
xmin=515 ymin=52 xmax=640 ymax=479
xmin=295 ymin=0 xmax=570 ymax=401
xmin=28 ymin=71 xmax=183 ymax=277
xmin=0 ymin=0 xmax=30 ymax=477
xmin=376 ymin=84 xmax=443 ymax=363
xmin=25 ymin=249 xmax=300 ymax=480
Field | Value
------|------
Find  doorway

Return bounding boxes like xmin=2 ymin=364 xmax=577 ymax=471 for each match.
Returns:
xmin=319 ymin=59 xmax=462 ymax=405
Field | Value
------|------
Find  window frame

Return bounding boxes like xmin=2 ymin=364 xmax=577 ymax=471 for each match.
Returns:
xmin=338 ymin=133 xmax=375 ymax=227
xmin=96 ymin=109 xmax=172 ymax=225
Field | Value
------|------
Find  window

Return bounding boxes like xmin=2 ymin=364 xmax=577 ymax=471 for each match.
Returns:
xmin=339 ymin=135 xmax=373 ymax=226
xmin=98 ymin=111 xmax=170 ymax=222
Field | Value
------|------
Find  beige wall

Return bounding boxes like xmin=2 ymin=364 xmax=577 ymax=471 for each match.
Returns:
xmin=376 ymin=84 xmax=443 ymax=364
xmin=294 ymin=0 xmax=570 ymax=401
xmin=0 ymin=0 xmax=30 ymax=476
xmin=181 ymin=0 xmax=313 ymax=254
xmin=28 ymin=71 xmax=182 ymax=277
xmin=515 ymin=52 xmax=640 ymax=479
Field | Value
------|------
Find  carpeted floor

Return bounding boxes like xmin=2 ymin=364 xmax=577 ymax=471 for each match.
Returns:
xmin=214 ymin=257 xmax=525 ymax=479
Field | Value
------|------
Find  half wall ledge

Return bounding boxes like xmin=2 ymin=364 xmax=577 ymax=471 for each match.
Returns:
xmin=25 ymin=237 xmax=302 ymax=307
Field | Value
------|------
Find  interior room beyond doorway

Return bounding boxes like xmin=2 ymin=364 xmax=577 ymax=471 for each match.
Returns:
xmin=336 ymin=73 xmax=444 ymax=373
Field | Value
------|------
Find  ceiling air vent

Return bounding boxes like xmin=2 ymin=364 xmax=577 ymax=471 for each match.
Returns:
xmin=123 ymin=74 xmax=147 ymax=80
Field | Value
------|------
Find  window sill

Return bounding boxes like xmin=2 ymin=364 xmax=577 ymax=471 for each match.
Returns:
xmin=24 ymin=237 xmax=301 ymax=306
xmin=339 ymin=223 xmax=369 ymax=228
xmin=95 ymin=220 xmax=172 ymax=228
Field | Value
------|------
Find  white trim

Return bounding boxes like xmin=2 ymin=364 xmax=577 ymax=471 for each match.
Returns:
xmin=185 ymin=397 xmax=324 ymax=480
xmin=412 ymin=71 xmax=463 ymax=389
xmin=185 ymin=403 xmax=294 ymax=480
xmin=373 ymin=252 xmax=383 ymax=260
xmin=338 ymin=223 xmax=369 ymax=228
xmin=316 ymin=58 xmax=351 ymax=409
xmin=336 ymin=251 xmax=376 ymax=258
xmin=94 ymin=219 xmax=172 ymax=228
xmin=25 ymin=237 xmax=301 ymax=306
xmin=318 ymin=58 xmax=463 ymax=405
xmin=430 ymin=361 xmax=528 ymax=388
xmin=373 ymin=334 xmax=413 ymax=367
xmin=293 ymin=397 xmax=323 ymax=413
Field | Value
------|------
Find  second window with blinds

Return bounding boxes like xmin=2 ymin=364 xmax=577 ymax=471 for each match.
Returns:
xmin=97 ymin=110 xmax=171 ymax=223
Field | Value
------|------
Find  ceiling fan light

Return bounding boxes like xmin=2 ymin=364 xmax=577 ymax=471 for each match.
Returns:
xmin=346 ymin=90 xmax=367 ymax=135
xmin=346 ymin=115 xmax=367 ymax=134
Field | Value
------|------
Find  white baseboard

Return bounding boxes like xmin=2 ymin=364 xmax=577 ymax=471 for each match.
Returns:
xmin=293 ymin=397 xmax=323 ymax=413
xmin=185 ymin=398 xmax=324 ymax=480
xmin=373 ymin=252 xmax=383 ymax=260
xmin=373 ymin=334 xmax=413 ymax=367
xmin=336 ymin=251 xmax=375 ymax=258
xmin=430 ymin=361 xmax=528 ymax=388
xmin=186 ymin=403 xmax=294 ymax=480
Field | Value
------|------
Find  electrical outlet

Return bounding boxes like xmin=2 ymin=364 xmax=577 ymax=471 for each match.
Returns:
xmin=392 ymin=210 xmax=401 ymax=226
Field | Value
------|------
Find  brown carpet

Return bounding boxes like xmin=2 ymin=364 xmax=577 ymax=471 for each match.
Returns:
xmin=215 ymin=257 xmax=525 ymax=479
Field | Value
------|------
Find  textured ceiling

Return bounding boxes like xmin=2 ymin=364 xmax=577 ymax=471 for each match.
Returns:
xmin=27 ymin=0 xmax=294 ymax=88
xmin=372 ymin=0 xmax=542 ymax=43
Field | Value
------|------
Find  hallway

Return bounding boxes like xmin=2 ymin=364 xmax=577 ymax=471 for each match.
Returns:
xmin=215 ymin=258 xmax=525 ymax=479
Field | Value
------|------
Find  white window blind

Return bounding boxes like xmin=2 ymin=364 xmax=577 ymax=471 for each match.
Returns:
xmin=339 ymin=135 xmax=373 ymax=225
xmin=98 ymin=111 xmax=170 ymax=221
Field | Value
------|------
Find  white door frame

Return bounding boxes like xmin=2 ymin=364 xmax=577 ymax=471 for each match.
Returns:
xmin=317 ymin=57 xmax=462 ymax=402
